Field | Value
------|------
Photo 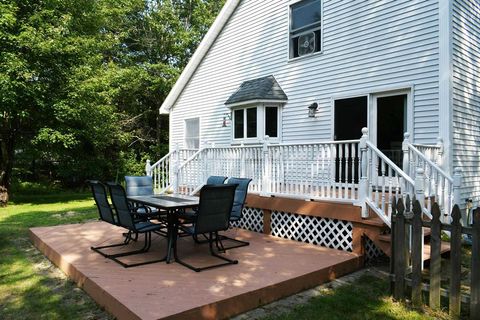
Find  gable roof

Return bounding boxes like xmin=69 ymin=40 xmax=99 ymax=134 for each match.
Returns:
xmin=160 ymin=0 xmax=241 ymax=114
xmin=225 ymin=76 xmax=288 ymax=105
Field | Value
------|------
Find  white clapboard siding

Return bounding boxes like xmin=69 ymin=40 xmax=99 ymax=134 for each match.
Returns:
xmin=170 ymin=0 xmax=440 ymax=148
xmin=452 ymin=0 xmax=480 ymax=205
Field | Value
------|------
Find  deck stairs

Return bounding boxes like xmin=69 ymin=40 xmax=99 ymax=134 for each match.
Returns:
xmin=147 ymin=128 xmax=460 ymax=259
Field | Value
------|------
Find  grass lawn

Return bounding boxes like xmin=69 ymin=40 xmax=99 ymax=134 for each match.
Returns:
xmin=261 ymin=274 xmax=449 ymax=320
xmin=0 ymin=192 xmax=112 ymax=320
xmin=0 ymin=191 xmax=454 ymax=320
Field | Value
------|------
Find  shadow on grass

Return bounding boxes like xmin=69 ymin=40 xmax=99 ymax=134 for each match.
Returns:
xmin=0 ymin=196 xmax=110 ymax=320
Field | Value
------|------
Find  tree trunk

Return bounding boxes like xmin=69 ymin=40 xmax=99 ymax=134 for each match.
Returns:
xmin=0 ymin=117 xmax=15 ymax=206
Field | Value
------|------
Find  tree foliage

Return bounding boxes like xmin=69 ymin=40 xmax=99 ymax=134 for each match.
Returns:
xmin=0 ymin=0 xmax=224 ymax=199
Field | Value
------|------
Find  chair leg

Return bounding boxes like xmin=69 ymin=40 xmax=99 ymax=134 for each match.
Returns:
xmin=91 ymin=231 xmax=133 ymax=258
xmin=216 ymin=233 xmax=250 ymax=251
xmin=215 ymin=232 xmax=226 ymax=253
xmin=193 ymin=233 xmax=209 ymax=244
xmin=174 ymin=232 xmax=238 ymax=272
xmin=109 ymin=232 xmax=167 ymax=268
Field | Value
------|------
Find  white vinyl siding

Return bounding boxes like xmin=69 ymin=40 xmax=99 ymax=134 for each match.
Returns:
xmin=451 ymin=0 xmax=480 ymax=205
xmin=170 ymin=0 xmax=440 ymax=148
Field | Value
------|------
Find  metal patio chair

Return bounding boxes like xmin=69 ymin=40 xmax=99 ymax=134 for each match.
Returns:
xmin=125 ymin=175 xmax=165 ymax=221
xmin=216 ymin=177 xmax=252 ymax=250
xmin=90 ymin=182 xmax=167 ymax=268
xmin=175 ymin=184 xmax=238 ymax=272
xmin=88 ymin=180 xmax=136 ymax=252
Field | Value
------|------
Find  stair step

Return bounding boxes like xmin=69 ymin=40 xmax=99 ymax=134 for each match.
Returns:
xmin=360 ymin=217 xmax=386 ymax=227
xmin=423 ymin=241 xmax=451 ymax=261
xmin=378 ymin=227 xmax=432 ymax=242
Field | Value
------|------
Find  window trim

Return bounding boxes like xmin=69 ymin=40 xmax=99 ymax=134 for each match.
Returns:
xmin=184 ymin=117 xmax=200 ymax=149
xmin=288 ymin=0 xmax=324 ymax=61
xmin=231 ymin=103 xmax=282 ymax=144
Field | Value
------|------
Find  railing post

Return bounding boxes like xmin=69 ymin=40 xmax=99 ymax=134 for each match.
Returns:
xmin=261 ymin=136 xmax=270 ymax=196
xmin=453 ymin=167 xmax=462 ymax=206
xmin=359 ymin=127 xmax=369 ymax=218
xmin=452 ymin=167 xmax=462 ymax=224
xmin=201 ymin=141 xmax=208 ymax=183
xmin=436 ymin=137 xmax=444 ymax=168
xmin=145 ymin=159 xmax=152 ymax=176
xmin=173 ymin=143 xmax=180 ymax=193
xmin=402 ymin=132 xmax=410 ymax=177
xmin=415 ymin=168 xmax=425 ymax=210
xmin=240 ymin=142 xmax=246 ymax=177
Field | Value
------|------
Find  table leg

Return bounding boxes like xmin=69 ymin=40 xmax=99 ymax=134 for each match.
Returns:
xmin=166 ymin=209 xmax=175 ymax=263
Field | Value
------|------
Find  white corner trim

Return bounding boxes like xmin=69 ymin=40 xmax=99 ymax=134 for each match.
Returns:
xmin=159 ymin=0 xmax=241 ymax=114
xmin=438 ymin=0 xmax=453 ymax=174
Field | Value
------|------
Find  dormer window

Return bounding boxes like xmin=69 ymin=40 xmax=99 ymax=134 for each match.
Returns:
xmin=225 ymin=76 xmax=287 ymax=144
xmin=289 ymin=0 xmax=322 ymax=59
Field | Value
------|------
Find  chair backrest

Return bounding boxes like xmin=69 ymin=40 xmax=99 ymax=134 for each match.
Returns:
xmin=87 ymin=180 xmax=117 ymax=225
xmin=194 ymin=184 xmax=237 ymax=234
xmin=125 ymin=176 xmax=154 ymax=196
xmin=106 ymin=182 xmax=135 ymax=230
xmin=206 ymin=176 xmax=228 ymax=185
xmin=226 ymin=177 xmax=252 ymax=220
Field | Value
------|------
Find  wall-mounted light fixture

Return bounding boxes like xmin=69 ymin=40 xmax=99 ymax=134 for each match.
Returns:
xmin=308 ymin=102 xmax=318 ymax=118
xmin=222 ymin=112 xmax=232 ymax=127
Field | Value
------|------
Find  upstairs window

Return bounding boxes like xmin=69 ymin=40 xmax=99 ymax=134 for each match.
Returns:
xmin=184 ymin=117 xmax=200 ymax=149
xmin=289 ymin=0 xmax=322 ymax=59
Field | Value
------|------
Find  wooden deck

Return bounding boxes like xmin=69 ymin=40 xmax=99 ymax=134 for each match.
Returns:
xmin=30 ymin=222 xmax=362 ymax=320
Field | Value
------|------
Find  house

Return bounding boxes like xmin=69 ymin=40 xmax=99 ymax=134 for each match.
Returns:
xmin=150 ymin=0 xmax=480 ymax=259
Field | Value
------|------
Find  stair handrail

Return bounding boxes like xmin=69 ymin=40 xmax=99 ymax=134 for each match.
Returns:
xmin=359 ymin=128 xmax=415 ymax=227
xmin=174 ymin=148 xmax=206 ymax=194
xmin=403 ymin=135 xmax=461 ymax=223
xmin=146 ymin=150 xmax=177 ymax=193
xmin=411 ymin=136 xmax=444 ymax=167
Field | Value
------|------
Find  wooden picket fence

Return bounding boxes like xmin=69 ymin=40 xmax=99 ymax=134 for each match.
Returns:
xmin=390 ymin=197 xmax=479 ymax=319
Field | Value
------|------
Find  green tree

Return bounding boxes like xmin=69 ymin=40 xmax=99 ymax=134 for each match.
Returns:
xmin=0 ymin=0 xmax=224 ymax=204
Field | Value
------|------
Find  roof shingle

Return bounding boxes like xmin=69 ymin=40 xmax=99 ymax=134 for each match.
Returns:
xmin=225 ymin=76 xmax=288 ymax=105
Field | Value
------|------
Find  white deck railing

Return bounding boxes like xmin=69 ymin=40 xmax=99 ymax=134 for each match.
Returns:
xmin=145 ymin=148 xmax=198 ymax=193
xmin=148 ymin=128 xmax=463 ymax=227
xmin=172 ymin=140 xmax=361 ymax=203
xmin=402 ymin=134 xmax=461 ymax=223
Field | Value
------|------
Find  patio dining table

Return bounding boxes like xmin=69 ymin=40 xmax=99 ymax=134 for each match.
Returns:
xmin=127 ymin=194 xmax=199 ymax=263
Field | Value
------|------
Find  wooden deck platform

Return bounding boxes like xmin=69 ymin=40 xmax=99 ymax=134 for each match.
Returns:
xmin=30 ymin=222 xmax=362 ymax=320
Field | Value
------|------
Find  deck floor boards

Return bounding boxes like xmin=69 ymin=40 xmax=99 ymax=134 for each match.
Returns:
xmin=30 ymin=222 xmax=362 ymax=320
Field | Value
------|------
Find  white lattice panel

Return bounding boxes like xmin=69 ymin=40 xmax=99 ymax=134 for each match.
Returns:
xmin=231 ymin=207 xmax=264 ymax=233
xmin=271 ymin=211 xmax=353 ymax=252
xmin=364 ymin=237 xmax=385 ymax=261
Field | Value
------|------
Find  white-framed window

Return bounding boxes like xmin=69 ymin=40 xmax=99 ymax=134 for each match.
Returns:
xmin=232 ymin=104 xmax=281 ymax=143
xmin=289 ymin=0 xmax=322 ymax=59
xmin=184 ymin=117 xmax=200 ymax=149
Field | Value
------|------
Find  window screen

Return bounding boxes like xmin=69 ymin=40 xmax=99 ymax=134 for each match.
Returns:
xmin=184 ymin=118 xmax=199 ymax=149
xmin=290 ymin=0 xmax=322 ymax=58
xmin=291 ymin=0 xmax=321 ymax=31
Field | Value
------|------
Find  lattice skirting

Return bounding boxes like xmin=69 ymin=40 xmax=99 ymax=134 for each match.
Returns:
xmin=364 ymin=237 xmax=385 ymax=261
xmin=230 ymin=207 xmax=264 ymax=233
xmin=271 ymin=211 xmax=353 ymax=252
